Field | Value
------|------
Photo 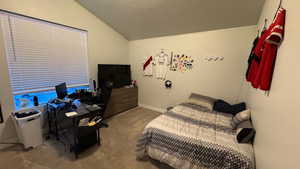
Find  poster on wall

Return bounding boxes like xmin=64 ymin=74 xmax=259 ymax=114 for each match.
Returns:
xmin=143 ymin=56 xmax=153 ymax=76
xmin=143 ymin=49 xmax=195 ymax=81
xmin=153 ymin=50 xmax=169 ymax=80
xmin=170 ymin=52 xmax=194 ymax=72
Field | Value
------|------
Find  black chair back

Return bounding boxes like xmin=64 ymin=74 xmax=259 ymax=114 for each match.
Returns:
xmin=99 ymin=81 xmax=113 ymax=112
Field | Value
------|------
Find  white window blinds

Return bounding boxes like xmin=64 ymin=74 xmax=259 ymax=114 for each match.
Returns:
xmin=0 ymin=12 xmax=89 ymax=94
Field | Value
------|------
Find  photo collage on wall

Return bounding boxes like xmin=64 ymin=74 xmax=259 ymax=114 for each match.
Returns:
xmin=143 ymin=49 xmax=195 ymax=79
xmin=142 ymin=49 xmax=195 ymax=89
xmin=170 ymin=52 xmax=194 ymax=72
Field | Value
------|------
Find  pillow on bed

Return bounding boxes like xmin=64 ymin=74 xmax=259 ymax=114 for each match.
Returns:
xmin=236 ymin=120 xmax=252 ymax=128
xmin=186 ymin=93 xmax=217 ymax=111
xmin=213 ymin=100 xmax=246 ymax=115
xmin=231 ymin=102 xmax=247 ymax=115
xmin=231 ymin=109 xmax=251 ymax=129
xmin=213 ymin=100 xmax=232 ymax=114
xmin=236 ymin=121 xmax=255 ymax=144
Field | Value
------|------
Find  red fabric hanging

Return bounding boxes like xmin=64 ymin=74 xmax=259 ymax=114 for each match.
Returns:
xmin=246 ymin=30 xmax=268 ymax=86
xmin=246 ymin=8 xmax=286 ymax=91
xmin=259 ymin=43 xmax=278 ymax=90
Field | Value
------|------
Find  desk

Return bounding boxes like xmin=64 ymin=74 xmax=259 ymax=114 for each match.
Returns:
xmin=47 ymin=102 xmax=103 ymax=158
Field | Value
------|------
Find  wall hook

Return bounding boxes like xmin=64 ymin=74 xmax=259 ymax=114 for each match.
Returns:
xmin=205 ymin=56 xmax=224 ymax=62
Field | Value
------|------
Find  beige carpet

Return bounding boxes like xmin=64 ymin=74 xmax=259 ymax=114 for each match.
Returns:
xmin=0 ymin=107 xmax=173 ymax=169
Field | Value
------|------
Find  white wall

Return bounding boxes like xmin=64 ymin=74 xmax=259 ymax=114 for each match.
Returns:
xmin=241 ymin=1 xmax=300 ymax=169
xmin=129 ymin=26 xmax=256 ymax=111
xmin=0 ymin=24 xmax=15 ymax=143
xmin=0 ymin=0 xmax=129 ymax=142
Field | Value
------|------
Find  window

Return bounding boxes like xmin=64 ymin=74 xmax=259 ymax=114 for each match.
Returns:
xmin=0 ymin=12 xmax=89 ymax=109
xmin=14 ymin=86 xmax=88 ymax=110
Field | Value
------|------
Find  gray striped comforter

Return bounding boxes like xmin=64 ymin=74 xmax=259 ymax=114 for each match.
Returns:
xmin=137 ymin=103 xmax=255 ymax=169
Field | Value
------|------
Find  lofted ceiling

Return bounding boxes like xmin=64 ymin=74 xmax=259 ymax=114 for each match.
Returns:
xmin=76 ymin=0 xmax=265 ymax=40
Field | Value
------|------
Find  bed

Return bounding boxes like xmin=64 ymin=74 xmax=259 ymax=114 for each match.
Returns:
xmin=136 ymin=103 xmax=255 ymax=169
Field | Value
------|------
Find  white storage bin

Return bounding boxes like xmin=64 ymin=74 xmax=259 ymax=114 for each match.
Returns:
xmin=12 ymin=108 xmax=43 ymax=149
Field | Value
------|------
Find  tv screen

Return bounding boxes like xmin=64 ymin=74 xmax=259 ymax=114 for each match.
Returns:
xmin=98 ymin=64 xmax=131 ymax=88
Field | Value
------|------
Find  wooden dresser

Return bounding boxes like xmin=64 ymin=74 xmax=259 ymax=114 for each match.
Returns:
xmin=104 ymin=87 xmax=138 ymax=119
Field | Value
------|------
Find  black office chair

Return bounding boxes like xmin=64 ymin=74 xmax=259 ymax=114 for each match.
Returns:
xmin=86 ymin=81 xmax=113 ymax=128
xmin=99 ymin=81 xmax=113 ymax=111
xmin=94 ymin=81 xmax=113 ymax=127
xmin=76 ymin=82 xmax=113 ymax=154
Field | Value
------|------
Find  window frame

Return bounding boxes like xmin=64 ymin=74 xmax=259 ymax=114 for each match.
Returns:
xmin=14 ymin=85 xmax=89 ymax=110
xmin=1 ymin=11 xmax=90 ymax=95
xmin=0 ymin=10 xmax=91 ymax=111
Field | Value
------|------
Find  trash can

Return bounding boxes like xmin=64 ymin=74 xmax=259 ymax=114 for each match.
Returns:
xmin=12 ymin=108 xmax=43 ymax=149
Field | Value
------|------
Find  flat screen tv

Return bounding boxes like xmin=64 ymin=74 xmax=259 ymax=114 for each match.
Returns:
xmin=98 ymin=64 xmax=131 ymax=88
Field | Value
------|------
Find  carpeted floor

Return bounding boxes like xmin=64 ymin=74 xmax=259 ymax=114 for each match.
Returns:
xmin=0 ymin=107 xmax=173 ymax=169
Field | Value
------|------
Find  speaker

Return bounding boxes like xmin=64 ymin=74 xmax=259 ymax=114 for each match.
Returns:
xmin=33 ymin=96 xmax=39 ymax=106
xmin=89 ymin=79 xmax=97 ymax=92
xmin=93 ymin=80 xmax=97 ymax=91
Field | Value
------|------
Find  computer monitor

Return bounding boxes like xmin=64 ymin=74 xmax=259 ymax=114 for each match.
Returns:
xmin=55 ymin=83 xmax=68 ymax=99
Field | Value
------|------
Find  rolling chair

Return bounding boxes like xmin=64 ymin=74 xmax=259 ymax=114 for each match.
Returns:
xmin=97 ymin=81 xmax=113 ymax=121
xmin=76 ymin=81 xmax=113 ymax=150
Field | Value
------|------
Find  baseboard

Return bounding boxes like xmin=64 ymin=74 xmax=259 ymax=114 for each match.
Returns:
xmin=139 ymin=104 xmax=166 ymax=113
xmin=0 ymin=136 xmax=20 ymax=150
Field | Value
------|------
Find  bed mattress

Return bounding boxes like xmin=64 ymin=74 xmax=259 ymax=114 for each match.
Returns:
xmin=137 ymin=103 xmax=255 ymax=169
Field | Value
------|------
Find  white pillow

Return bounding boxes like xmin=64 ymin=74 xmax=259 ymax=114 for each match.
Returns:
xmin=231 ymin=109 xmax=251 ymax=129
xmin=186 ymin=93 xmax=217 ymax=111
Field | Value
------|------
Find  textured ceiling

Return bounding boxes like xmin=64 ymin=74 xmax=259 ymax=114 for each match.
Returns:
xmin=77 ymin=0 xmax=265 ymax=40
